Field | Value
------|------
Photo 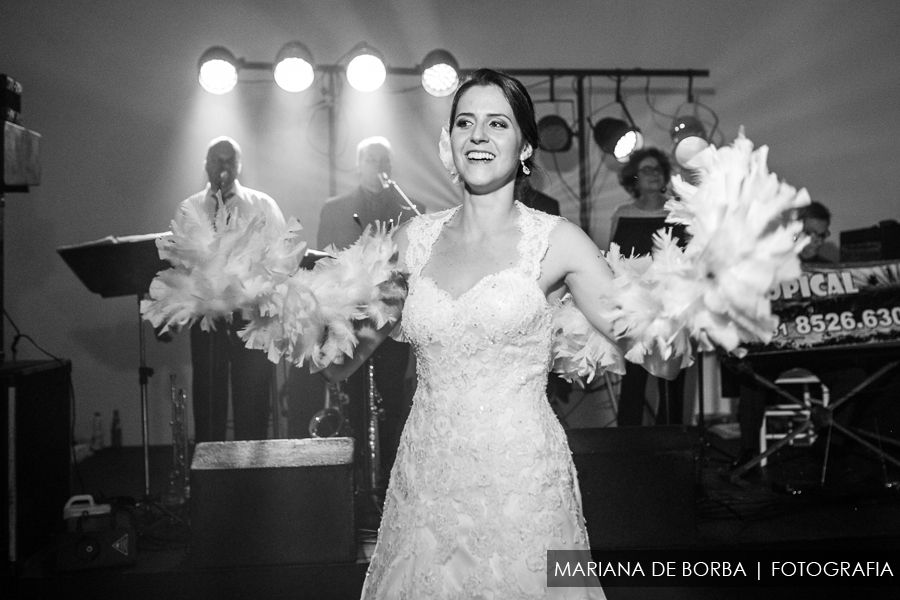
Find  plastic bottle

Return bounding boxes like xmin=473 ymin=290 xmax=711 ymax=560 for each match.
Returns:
xmin=110 ymin=410 xmax=122 ymax=448
xmin=90 ymin=412 xmax=104 ymax=451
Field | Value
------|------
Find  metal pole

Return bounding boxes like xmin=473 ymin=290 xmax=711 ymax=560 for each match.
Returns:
xmin=0 ymin=194 xmax=5 ymax=365
xmin=326 ymin=72 xmax=338 ymax=197
xmin=138 ymin=296 xmax=153 ymax=498
xmin=575 ymin=75 xmax=590 ymax=231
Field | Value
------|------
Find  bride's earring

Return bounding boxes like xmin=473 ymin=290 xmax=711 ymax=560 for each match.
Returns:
xmin=520 ymin=159 xmax=531 ymax=176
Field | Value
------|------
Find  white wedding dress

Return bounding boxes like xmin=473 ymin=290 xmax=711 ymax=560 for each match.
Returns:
xmin=361 ymin=202 xmax=605 ymax=599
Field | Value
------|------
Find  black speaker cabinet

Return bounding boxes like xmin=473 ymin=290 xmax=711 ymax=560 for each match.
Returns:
xmin=1 ymin=360 xmax=72 ymax=569
xmin=191 ymin=437 xmax=356 ymax=568
xmin=567 ymin=425 xmax=698 ymax=550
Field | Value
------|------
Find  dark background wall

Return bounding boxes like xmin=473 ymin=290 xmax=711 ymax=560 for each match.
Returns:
xmin=2 ymin=0 xmax=898 ymax=444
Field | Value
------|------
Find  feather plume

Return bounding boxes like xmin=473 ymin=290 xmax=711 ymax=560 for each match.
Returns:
xmin=140 ymin=206 xmax=306 ymax=333
xmin=237 ymin=223 xmax=405 ymax=370
xmin=550 ymin=294 xmax=625 ymax=385
xmin=605 ymin=129 xmax=809 ymax=365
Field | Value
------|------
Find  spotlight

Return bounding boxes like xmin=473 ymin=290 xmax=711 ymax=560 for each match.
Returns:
xmin=420 ymin=49 xmax=459 ymax=97
xmin=591 ymin=76 xmax=643 ymax=162
xmin=537 ymin=115 xmax=574 ymax=153
xmin=274 ymin=41 xmax=315 ymax=92
xmin=346 ymin=43 xmax=386 ymax=92
xmin=592 ymin=117 xmax=643 ymax=162
xmin=671 ymin=115 xmax=709 ymax=168
xmin=198 ymin=46 xmax=239 ymax=94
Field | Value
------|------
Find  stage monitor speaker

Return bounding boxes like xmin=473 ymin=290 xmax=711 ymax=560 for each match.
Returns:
xmin=1 ymin=360 xmax=72 ymax=570
xmin=566 ymin=425 xmax=698 ymax=550
xmin=191 ymin=438 xmax=356 ymax=569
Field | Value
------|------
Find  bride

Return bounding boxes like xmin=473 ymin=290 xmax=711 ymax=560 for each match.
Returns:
xmin=325 ymin=68 xmax=632 ymax=599
xmin=142 ymin=65 xmax=802 ymax=599
xmin=141 ymin=60 xmax=805 ymax=599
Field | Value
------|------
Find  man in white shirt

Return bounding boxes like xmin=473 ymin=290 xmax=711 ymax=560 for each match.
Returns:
xmin=176 ymin=136 xmax=284 ymax=443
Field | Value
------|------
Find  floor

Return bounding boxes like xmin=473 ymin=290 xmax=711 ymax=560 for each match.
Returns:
xmin=6 ymin=426 xmax=900 ymax=600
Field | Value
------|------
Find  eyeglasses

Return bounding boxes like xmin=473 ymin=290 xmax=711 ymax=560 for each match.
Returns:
xmin=803 ymin=228 xmax=830 ymax=241
xmin=638 ymin=165 xmax=663 ymax=176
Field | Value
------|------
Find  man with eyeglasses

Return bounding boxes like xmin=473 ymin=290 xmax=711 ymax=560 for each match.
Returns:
xmin=731 ymin=200 xmax=874 ymax=473
xmin=798 ymin=201 xmax=832 ymax=264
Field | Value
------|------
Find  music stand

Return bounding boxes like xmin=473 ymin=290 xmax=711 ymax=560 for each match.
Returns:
xmin=57 ymin=232 xmax=172 ymax=499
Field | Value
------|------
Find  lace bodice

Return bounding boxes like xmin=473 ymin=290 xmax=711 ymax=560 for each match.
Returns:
xmin=400 ymin=202 xmax=561 ymax=407
xmin=362 ymin=202 xmax=603 ymax=598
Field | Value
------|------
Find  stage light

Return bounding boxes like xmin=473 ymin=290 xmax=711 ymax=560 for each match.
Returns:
xmin=273 ymin=41 xmax=315 ymax=92
xmin=198 ymin=46 xmax=239 ymax=94
xmin=591 ymin=76 xmax=643 ymax=162
xmin=420 ymin=49 xmax=459 ymax=97
xmin=593 ymin=117 xmax=643 ymax=162
xmin=671 ymin=115 xmax=709 ymax=168
xmin=346 ymin=44 xmax=386 ymax=92
xmin=537 ymin=115 xmax=574 ymax=153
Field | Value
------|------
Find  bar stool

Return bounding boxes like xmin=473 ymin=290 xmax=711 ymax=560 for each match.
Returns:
xmin=759 ymin=368 xmax=830 ymax=466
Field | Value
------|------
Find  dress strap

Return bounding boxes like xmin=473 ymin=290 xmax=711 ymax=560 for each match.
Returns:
xmin=515 ymin=201 xmax=562 ymax=280
xmin=404 ymin=206 xmax=459 ymax=278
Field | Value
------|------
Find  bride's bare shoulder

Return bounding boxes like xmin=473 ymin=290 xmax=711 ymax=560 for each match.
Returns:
xmin=548 ymin=219 xmax=601 ymax=256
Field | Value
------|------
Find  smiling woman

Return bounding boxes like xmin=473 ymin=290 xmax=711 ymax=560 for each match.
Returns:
xmin=608 ymin=146 xmax=690 ymax=428
xmin=137 ymin=66 xmax=806 ymax=598
xmin=449 ymin=69 xmax=540 ymax=187
xmin=345 ymin=68 xmax=622 ymax=599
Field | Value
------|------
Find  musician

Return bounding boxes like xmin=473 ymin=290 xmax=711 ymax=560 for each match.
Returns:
xmin=177 ymin=136 xmax=284 ymax=443
xmin=318 ymin=137 xmax=423 ymax=247
xmin=732 ymin=201 xmax=866 ymax=469
xmin=797 ymin=201 xmax=833 ymax=264
xmin=290 ymin=137 xmax=422 ymax=485
xmin=611 ymin=148 xmax=688 ymax=426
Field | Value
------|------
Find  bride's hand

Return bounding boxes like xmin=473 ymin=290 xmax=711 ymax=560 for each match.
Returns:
xmin=378 ymin=270 xmax=408 ymax=318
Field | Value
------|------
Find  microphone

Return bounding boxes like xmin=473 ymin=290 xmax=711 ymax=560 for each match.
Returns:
xmin=214 ymin=171 xmax=229 ymax=206
xmin=353 ymin=213 xmax=363 ymax=229
xmin=377 ymin=172 xmax=391 ymax=190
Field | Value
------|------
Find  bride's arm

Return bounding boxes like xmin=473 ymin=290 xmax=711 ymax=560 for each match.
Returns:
xmin=544 ymin=221 xmax=682 ymax=380
xmin=320 ymin=222 xmax=411 ymax=383
xmin=543 ymin=221 xmax=617 ymax=341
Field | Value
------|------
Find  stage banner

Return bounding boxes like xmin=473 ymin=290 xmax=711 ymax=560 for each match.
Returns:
xmin=746 ymin=259 xmax=900 ymax=354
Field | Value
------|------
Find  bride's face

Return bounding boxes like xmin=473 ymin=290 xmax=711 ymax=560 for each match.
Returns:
xmin=450 ymin=84 xmax=530 ymax=194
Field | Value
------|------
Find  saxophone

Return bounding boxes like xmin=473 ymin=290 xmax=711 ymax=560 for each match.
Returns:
xmin=163 ymin=373 xmax=190 ymax=506
xmin=309 ymin=380 xmax=349 ymax=438
xmin=365 ymin=361 xmax=383 ymax=492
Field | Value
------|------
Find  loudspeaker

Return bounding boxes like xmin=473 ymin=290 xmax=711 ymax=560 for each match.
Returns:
xmin=840 ymin=220 xmax=900 ymax=262
xmin=1 ymin=360 xmax=71 ymax=570
xmin=190 ymin=438 xmax=356 ymax=568
xmin=567 ymin=426 xmax=698 ymax=549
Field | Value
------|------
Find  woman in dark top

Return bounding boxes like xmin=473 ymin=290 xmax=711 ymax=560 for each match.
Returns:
xmin=611 ymin=147 xmax=687 ymax=426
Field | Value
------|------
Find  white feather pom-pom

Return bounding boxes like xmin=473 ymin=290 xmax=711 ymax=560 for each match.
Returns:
xmin=238 ymin=223 xmax=405 ymax=370
xmin=550 ymin=294 xmax=625 ymax=385
xmin=140 ymin=205 xmax=306 ymax=333
xmin=665 ymin=129 xmax=809 ymax=354
xmin=605 ymin=129 xmax=810 ymax=365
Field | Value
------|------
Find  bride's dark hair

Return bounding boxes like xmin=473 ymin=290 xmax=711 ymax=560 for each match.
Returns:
xmin=449 ymin=68 xmax=539 ymax=180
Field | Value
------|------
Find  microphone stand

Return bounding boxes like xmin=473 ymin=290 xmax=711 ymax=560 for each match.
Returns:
xmin=379 ymin=172 xmax=422 ymax=217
